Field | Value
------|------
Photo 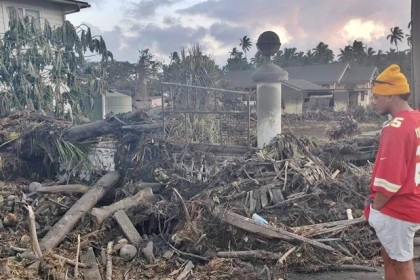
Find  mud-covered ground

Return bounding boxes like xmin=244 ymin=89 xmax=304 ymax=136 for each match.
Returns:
xmin=285 ymin=120 xmax=383 ymax=141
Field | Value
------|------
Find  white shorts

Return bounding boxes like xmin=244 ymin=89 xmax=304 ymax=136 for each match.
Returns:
xmin=368 ymin=205 xmax=420 ymax=262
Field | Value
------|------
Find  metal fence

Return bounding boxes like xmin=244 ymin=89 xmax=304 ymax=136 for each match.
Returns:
xmin=161 ymin=82 xmax=251 ymax=148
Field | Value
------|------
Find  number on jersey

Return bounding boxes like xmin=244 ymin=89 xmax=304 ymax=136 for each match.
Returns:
xmin=416 ymin=145 xmax=420 ymax=186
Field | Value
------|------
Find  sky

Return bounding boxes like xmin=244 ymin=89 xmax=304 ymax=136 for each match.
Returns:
xmin=67 ymin=0 xmax=411 ymax=66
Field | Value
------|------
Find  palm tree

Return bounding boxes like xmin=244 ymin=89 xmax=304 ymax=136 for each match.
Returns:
xmin=352 ymin=40 xmax=367 ymax=65
xmin=230 ymin=47 xmax=239 ymax=58
xmin=250 ymin=51 xmax=265 ymax=67
xmin=387 ymin=27 xmax=404 ymax=51
xmin=338 ymin=45 xmax=353 ymax=63
xmin=239 ymin=36 xmax=252 ymax=58
xmin=312 ymin=42 xmax=334 ymax=64
xmin=366 ymin=47 xmax=376 ymax=65
xmin=303 ymin=50 xmax=314 ymax=65
xmin=407 ymin=21 xmax=413 ymax=47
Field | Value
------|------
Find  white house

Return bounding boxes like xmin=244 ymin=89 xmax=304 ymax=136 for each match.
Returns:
xmin=0 ymin=0 xmax=89 ymax=32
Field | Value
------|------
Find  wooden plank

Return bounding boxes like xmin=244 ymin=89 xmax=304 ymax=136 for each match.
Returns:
xmin=216 ymin=208 xmax=335 ymax=251
xmin=260 ymin=192 xmax=269 ymax=208
xmin=113 ymin=210 xmax=142 ymax=247
xmin=270 ymin=188 xmax=284 ymax=204
xmin=82 ymin=247 xmax=103 ymax=280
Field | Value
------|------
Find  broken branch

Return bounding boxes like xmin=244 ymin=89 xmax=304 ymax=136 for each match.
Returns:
xmin=40 ymin=171 xmax=120 ymax=251
xmin=216 ymin=250 xmax=281 ymax=260
xmin=26 ymin=205 xmax=42 ymax=258
xmin=91 ymin=187 xmax=155 ymax=224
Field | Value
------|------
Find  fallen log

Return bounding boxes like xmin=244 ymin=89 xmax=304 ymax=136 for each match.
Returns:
xmin=113 ymin=210 xmax=143 ymax=246
xmin=91 ymin=187 xmax=156 ymax=224
xmin=64 ymin=111 xmax=159 ymax=142
xmin=216 ymin=250 xmax=281 ymax=260
xmin=216 ymin=208 xmax=335 ymax=252
xmin=39 ymin=171 xmax=120 ymax=251
xmin=35 ymin=184 xmax=89 ymax=194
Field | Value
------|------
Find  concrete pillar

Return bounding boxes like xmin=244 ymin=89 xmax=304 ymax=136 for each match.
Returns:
xmin=251 ymin=63 xmax=289 ymax=149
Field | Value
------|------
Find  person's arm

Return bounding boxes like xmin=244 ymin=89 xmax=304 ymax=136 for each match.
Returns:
xmin=371 ymin=129 xmax=408 ymax=210
xmin=372 ymin=192 xmax=391 ymax=210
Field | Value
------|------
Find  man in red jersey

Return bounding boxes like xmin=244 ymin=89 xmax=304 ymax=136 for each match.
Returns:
xmin=364 ymin=64 xmax=420 ymax=280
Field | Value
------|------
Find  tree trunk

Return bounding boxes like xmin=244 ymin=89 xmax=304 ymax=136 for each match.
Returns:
xmin=412 ymin=0 xmax=420 ymax=108
xmin=39 ymin=171 xmax=120 ymax=251
xmin=63 ymin=111 xmax=159 ymax=142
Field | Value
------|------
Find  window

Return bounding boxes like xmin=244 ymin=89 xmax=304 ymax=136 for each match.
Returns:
xmin=11 ymin=7 xmax=41 ymax=20
xmin=7 ymin=6 xmax=42 ymax=29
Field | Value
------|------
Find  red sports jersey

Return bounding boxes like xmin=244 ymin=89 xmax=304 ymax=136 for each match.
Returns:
xmin=364 ymin=110 xmax=420 ymax=223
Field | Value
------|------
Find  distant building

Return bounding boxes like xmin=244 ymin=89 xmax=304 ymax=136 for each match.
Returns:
xmin=86 ymin=89 xmax=133 ymax=122
xmin=220 ymin=63 xmax=379 ymax=113
xmin=221 ymin=70 xmax=333 ymax=115
xmin=0 ymin=0 xmax=90 ymax=33
xmin=135 ymin=97 xmax=163 ymax=110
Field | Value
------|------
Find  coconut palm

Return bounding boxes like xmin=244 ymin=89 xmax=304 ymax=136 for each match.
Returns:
xmin=407 ymin=21 xmax=413 ymax=47
xmin=239 ymin=36 xmax=252 ymax=58
xmin=387 ymin=27 xmax=405 ymax=51
xmin=230 ymin=47 xmax=239 ymax=58
xmin=366 ymin=47 xmax=377 ymax=65
xmin=250 ymin=51 xmax=265 ymax=67
xmin=352 ymin=40 xmax=367 ymax=65
xmin=338 ymin=45 xmax=353 ymax=63
xmin=312 ymin=42 xmax=334 ymax=64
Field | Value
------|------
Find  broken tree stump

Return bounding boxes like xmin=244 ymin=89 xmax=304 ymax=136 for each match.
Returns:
xmin=142 ymin=241 xmax=155 ymax=263
xmin=91 ymin=187 xmax=156 ymax=224
xmin=113 ymin=210 xmax=142 ymax=246
xmin=82 ymin=247 xmax=103 ymax=280
xmin=39 ymin=171 xmax=120 ymax=251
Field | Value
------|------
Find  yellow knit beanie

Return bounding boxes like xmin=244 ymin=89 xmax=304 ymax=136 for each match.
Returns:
xmin=372 ymin=64 xmax=410 ymax=96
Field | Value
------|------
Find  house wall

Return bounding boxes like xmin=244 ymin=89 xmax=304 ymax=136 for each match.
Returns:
xmin=150 ymin=97 xmax=162 ymax=108
xmin=334 ymin=91 xmax=349 ymax=111
xmin=281 ymin=86 xmax=303 ymax=115
xmin=1 ymin=0 xmax=65 ymax=33
xmin=304 ymin=95 xmax=332 ymax=111
xmin=85 ymin=92 xmax=132 ymax=122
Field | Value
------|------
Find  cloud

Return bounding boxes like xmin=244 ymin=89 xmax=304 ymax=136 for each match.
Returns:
xmin=178 ymin=0 xmax=410 ymax=52
xmin=71 ymin=0 xmax=411 ymax=65
xmin=125 ymin=0 xmax=182 ymax=18
xmin=84 ymin=21 xmax=208 ymax=62
xmin=209 ymin=23 xmax=251 ymax=48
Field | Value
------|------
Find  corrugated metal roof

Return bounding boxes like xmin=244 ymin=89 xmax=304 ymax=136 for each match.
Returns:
xmin=284 ymin=79 xmax=325 ymax=91
xmin=282 ymin=63 xmax=349 ymax=84
xmin=220 ymin=70 xmax=327 ymax=91
xmin=340 ymin=66 xmax=378 ymax=84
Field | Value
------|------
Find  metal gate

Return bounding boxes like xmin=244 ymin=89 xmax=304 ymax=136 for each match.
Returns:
xmin=161 ymin=82 xmax=251 ymax=148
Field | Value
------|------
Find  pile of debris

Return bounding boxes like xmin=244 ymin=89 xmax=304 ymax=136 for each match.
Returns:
xmin=0 ymin=111 xmax=387 ymax=279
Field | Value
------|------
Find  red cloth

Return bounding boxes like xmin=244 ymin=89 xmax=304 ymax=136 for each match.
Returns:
xmin=364 ymin=110 xmax=420 ymax=223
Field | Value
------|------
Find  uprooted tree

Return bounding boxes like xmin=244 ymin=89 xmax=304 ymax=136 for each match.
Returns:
xmin=0 ymin=7 xmax=113 ymax=119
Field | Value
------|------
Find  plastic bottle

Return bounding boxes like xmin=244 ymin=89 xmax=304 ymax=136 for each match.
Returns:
xmin=346 ymin=209 xmax=354 ymax=220
xmin=252 ymin=213 xmax=268 ymax=225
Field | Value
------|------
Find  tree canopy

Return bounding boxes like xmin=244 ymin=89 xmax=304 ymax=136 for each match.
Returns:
xmin=0 ymin=7 xmax=112 ymax=117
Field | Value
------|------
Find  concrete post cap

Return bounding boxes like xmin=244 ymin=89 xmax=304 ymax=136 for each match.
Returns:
xmin=251 ymin=63 xmax=289 ymax=83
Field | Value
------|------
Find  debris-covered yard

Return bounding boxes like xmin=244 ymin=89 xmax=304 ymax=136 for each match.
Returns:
xmin=0 ymin=109 xmax=412 ymax=280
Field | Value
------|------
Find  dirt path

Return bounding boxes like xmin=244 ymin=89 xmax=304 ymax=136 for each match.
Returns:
xmin=285 ymin=260 xmax=420 ymax=279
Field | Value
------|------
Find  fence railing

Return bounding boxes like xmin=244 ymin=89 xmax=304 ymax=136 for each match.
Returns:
xmin=161 ymin=82 xmax=251 ymax=148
